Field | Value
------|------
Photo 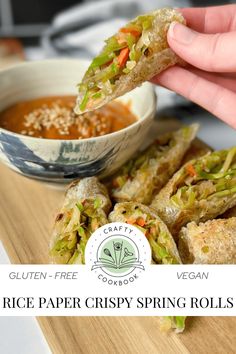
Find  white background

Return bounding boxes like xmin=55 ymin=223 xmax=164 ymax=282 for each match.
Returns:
xmin=0 ymin=264 xmax=235 ymax=316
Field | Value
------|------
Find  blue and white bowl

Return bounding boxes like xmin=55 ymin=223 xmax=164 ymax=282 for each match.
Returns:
xmin=0 ymin=59 xmax=156 ymax=183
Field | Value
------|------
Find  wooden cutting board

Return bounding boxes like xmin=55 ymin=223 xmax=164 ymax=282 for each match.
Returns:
xmin=1 ymin=118 xmax=236 ymax=354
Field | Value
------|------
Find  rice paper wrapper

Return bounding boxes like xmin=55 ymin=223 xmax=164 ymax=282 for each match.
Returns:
xmin=179 ymin=218 xmax=236 ymax=264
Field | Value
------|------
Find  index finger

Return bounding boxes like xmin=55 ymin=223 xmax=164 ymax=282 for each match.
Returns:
xmin=180 ymin=5 xmax=236 ymax=33
xmin=152 ymin=66 xmax=236 ymax=129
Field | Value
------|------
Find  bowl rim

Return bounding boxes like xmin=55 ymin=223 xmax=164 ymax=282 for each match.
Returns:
xmin=0 ymin=59 xmax=157 ymax=143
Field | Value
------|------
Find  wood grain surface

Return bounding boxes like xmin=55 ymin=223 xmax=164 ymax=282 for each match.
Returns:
xmin=1 ymin=119 xmax=236 ymax=354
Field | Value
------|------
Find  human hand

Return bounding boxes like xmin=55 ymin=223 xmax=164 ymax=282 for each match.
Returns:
xmin=151 ymin=5 xmax=236 ymax=129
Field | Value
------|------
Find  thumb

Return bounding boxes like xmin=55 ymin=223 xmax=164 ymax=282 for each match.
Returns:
xmin=167 ymin=22 xmax=236 ymax=72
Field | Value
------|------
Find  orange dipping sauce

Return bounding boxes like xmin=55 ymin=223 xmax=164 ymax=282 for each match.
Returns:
xmin=0 ymin=96 xmax=137 ymax=140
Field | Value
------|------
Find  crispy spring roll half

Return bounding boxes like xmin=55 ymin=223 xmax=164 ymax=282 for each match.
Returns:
xmin=151 ymin=147 xmax=236 ymax=237
xmin=159 ymin=316 xmax=187 ymax=333
xmin=182 ymin=138 xmax=212 ymax=164
xmin=75 ymin=8 xmax=185 ymax=113
xmin=109 ymin=202 xmax=184 ymax=331
xmin=111 ymin=124 xmax=198 ymax=204
xmin=49 ymin=177 xmax=111 ymax=264
xmin=179 ymin=218 xmax=236 ymax=264
xmin=109 ymin=202 xmax=181 ymax=264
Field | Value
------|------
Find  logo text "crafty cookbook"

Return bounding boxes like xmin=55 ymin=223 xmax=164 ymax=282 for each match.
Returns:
xmin=85 ymin=222 xmax=151 ymax=286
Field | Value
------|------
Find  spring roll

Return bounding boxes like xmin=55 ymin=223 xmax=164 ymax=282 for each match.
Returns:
xmin=110 ymin=124 xmax=198 ymax=204
xmin=109 ymin=202 xmax=181 ymax=264
xmin=159 ymin=316 xmax=187 ymax=333
xmin=75 ymin=8 xmax=185 ymax=113
xmin=179 ymin=218 xmax=236 ymax=264
xmin=151 ymin=147 xmax=236 ymax=237
xmin=182 ymin=138 xmax=212 ymax=164
xmin=49 ymin=177 xmax=111 ymax=264
xmin=109 ymin=202 xmax=185 ymax=331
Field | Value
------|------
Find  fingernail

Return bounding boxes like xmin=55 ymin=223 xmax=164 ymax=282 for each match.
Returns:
xmin=168 ymin=22 xmax=196 ymax=45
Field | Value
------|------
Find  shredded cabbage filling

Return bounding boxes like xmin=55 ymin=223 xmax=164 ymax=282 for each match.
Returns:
xmin=50 ymin=198 xmax=107 ymax=264
xmin=78 ymin=15 xmax=155 ymax=111
xmin=170 ymin=148 xmax=236 ymax=208
xmin=112 ymin=127 xmax=193 ymax=191
xmin=120 ymin=206 xmax=180 ymax=264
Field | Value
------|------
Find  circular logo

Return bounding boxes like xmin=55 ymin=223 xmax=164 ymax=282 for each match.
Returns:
xmin=85 ymin=222 xmax=151 ymax=286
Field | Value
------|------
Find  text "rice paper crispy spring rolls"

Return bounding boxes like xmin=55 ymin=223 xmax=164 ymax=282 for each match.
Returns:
xmin=75 ymin=8 xmax=185 ymax=113
xmin=49 ymin=177 xmax=111 ymax=264
xmin=109 ymin=202 xmax=181 ymax=264
xmin=179 ymin=218 xmax=236 ymax=264
xmin=151 ymin=147 xmax=236 ymax=237
xmin=111 ymin=124 xmax=199 ymax=205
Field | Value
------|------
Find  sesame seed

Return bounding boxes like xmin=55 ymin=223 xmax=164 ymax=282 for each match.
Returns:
xmin=21 ymin=101 xmax=112 ymax=139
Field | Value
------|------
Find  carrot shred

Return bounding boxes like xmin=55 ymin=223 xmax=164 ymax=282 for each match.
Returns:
xmin=112 ymin=179 xmax=119 ymax=188
xmin=117 ymin=47 xmax=130 ymax=67
xmin=127 ymin=218 xmax=136 ymax=225
xmin=186 ymin=164 xmax=197 ymax=177
xmin=120 ymin=27 xmax=141 ymax=37
xmin=136 ymin=217 xmax=146 ymax=227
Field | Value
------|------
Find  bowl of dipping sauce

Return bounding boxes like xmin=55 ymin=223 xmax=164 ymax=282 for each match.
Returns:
xmin=0 ymin=59 xmax=156 ymax=182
